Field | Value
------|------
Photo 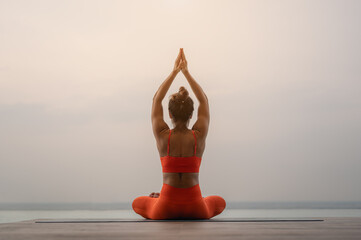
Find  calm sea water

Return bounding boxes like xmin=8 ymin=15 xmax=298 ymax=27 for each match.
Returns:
xmin=1 ymin=202 xmax=361 ymax=224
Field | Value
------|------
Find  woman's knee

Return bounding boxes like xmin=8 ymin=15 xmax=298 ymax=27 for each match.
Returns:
xmin=132 ymin=196 xmax=159 ymax=219
xmin=132 ymin=196 xmax=148 ymax=213
xmin=216 ymin=196 xmax=226 ymax=209
xmin=213 ymin=196 xmax=226 ymax=212
xmin=204 ymin=195 xmax=226 ymax=216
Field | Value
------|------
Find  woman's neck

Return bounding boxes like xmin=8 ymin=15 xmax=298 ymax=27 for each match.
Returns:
xmin=172 ymin=122 xmax=189 ymax=131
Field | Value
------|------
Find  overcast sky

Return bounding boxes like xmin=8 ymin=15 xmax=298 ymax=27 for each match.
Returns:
xmin=0 ymin=0 xmax=360 ymax=203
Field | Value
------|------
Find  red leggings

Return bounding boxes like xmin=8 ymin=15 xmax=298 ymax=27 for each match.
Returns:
xmin=132 ymin=183 xmax=226 ymax=220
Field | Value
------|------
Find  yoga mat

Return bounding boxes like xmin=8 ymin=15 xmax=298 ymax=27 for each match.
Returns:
xmin=35 ymin=218 xmax=324 ymax=223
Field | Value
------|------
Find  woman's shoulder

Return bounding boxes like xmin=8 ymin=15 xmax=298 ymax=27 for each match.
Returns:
xmin=157 ymin=128 xmax=171 ymax=142
xmin=191 ymin=128 xmax=207 ymax=142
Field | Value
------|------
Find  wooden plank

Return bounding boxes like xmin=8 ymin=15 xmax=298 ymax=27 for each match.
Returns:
xmin=0 ymin=217 xmax=360 ymax=240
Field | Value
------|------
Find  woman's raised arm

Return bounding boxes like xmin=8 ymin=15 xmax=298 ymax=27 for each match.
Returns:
xmin=180 ymin=49 xmax=210 ymax=138
xmin=151 ymin=49 xmax=184 ymax=138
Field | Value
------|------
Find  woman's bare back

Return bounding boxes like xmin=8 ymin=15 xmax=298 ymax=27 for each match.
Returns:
xmin=158 ymin=128 xmax=205 ymax=188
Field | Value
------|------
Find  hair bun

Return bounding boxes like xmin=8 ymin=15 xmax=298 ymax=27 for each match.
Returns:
xmin=178 ymin=86 xmax=189 ymax=101
xmin=168 ymin=86 xmax=194 ymax=122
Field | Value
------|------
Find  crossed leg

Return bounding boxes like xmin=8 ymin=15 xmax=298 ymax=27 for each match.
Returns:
xmin=132 ymin=195 xmax=226 ymax=220
xmin=132 ymin=196 xmax=158 ymax=219
xmin=203 ymin=195 xmax=227 ymax=218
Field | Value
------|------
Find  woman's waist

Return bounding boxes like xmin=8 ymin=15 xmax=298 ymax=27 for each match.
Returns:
xmin=163 ymin=172 xmax=199 ymax=189
xmin=160 ymin=182 xmax=203 ymax=202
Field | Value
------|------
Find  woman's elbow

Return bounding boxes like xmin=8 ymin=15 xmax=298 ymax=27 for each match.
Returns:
xmin=153 ymin=95 xmax=162 ymax=103
xmin=199 ymin=97 xmax=208 ymax=105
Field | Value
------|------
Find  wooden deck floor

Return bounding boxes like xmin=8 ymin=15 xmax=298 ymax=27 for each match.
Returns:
xmin=1 ymin=217 xmax=361 ymax=240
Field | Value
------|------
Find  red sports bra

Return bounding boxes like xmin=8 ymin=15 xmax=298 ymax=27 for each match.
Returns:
xmin=160 ymin=129 xmax=202 ymax=173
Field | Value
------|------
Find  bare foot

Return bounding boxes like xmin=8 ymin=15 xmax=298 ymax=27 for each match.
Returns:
xmin=149 ymin=192 xmax=160 ymax=198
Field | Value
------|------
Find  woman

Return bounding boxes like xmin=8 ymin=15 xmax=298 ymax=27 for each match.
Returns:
xmin=132 ymin=48 xmax=226 ymax=219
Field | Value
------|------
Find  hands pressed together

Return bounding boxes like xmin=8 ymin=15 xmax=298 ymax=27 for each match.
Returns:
xmin=173 ymin=48 xmax=189 ymax=74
